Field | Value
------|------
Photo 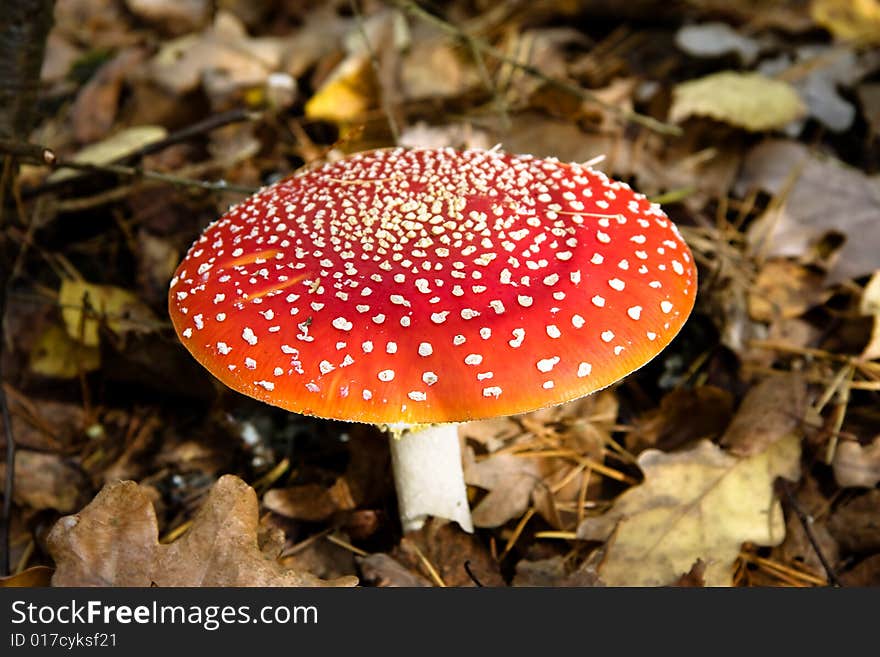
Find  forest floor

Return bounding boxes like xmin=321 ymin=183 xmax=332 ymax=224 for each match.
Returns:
xmin=2 ymin=0 xmax=880 ymax=587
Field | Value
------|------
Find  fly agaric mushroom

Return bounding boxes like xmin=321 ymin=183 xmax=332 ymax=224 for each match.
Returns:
xmin=168 ymin=148 xmax=696 ymax=533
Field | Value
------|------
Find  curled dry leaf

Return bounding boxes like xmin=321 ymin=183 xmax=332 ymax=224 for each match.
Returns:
xmin=577 ymin=435 xmax=801 ymax=586
xmin=832 ymin=436 xmax=880 ymax=489
xmin=464 ymin=449 xmax=545 ymax=528
xmin=47 ymin=475 xmax=357 ymax=587
xmin=719 ymin=373 xmax=807 ymax=456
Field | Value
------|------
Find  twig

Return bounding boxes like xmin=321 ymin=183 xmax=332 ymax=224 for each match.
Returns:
xmin=778 ymin=481 xmax=842 ymax=587
xmin=463 ymin=560 xmax=484 ymax=587
xmin=137 ymin=108 xmax=260 ymax=158
xmin=388 ymin=0 xmax=682 ymax=136
xmin=0 ymin=139 xmax=55 ymax=164
xmin=500 ymin=507 xmax=535 ymax=559
xmin=55 ymin=159 xmax=258 ymax=195
xmin=403 ymin=538 xmax=446 ymax=587
xmin=325 ymin=533 xmax=369 ymax=557
xmin=463 ymin=25 xmax=510 ymax=129
xmin=350 ymin=0 xmax=401 ymax=143
xmin=0 ymin=140 xmax=259 ymax=195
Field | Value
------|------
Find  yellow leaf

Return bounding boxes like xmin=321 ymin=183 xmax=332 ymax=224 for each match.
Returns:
xmin=670 ymin=71 xmax=806 ymax=132
xmin=59 ymin=279 xmax=156 ymax=347
xmin=577 ymin=435 xmax=801 ymax=586
xmin=812 ymin=0 xmax=880 ymax=45
xmin=305 ymin=53 xmax=374 ymax=123
xmin=48 ymin=125 xmax=168 ymax=183
xmin=29 ymin=324 xmax=101 ymax=378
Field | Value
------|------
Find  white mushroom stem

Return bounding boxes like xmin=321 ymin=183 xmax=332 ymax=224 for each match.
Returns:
xmin=388 ymin=423 xmax=474 ymax=534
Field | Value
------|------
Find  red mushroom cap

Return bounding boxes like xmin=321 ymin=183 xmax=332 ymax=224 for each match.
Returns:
xmin=168 ymin=148 xmax=697 ymax=424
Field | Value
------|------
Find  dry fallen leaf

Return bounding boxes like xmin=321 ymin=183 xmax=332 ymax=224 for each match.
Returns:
xmin=305 ymin=53 xmax=375 ymax=123
xmin=757 ymin=45 xmax=879 ymax=134
xmin=512 ymin=556 xmax=602 ymax=587
xmin=675 ymin=22 xmax=761 ymax=64
xmin=840 ymin=554 xmax=880 ymax=586
xmin=30 ymin=324 xmax=101 ymax=378
xmin=832 ymin=436 xmax=880 ymax=489
xmin=464 ymin=449 xmax=544 ymax=528
xmin=0 ymin=567 xmax=54 ymax=588
xmin=148 ymin=11 xmax=285 ymax=106
xmin=670 ymin=71 xmax=806 ymax=131
xmin=400 ymin=37 xmax=481 ymax=102
xmin=737 ymin=139 xmax=880 ymax=284
xmin=671 ymin=559 xmax=707 ymax=587
xmin=264 ymin=429 xmax=388 ymax=521
xmin=394 ymin=520 xmax=504 ymax=587
xmin=748 ymin=259 xmax=829 ymax=322
xmin=6 ymin=396 xmax=85 ymax=452
xmin=357 ymin=553 xmax=432 ymax=587
xmin=47 ymin=475 xmax=357 ymax=587
xmin=577 ymin=435 xmax=801 ymax=586
xmin=125 ymin=0 xmax=211 ymax=35
xmin=812 ymin=0 xmax=880 ymax=45
xmin=70 ymin=48 xmax=149 ymax=143
xmin=859 ymin=82 xmax=880 ymax=135
xmin=720 ymin=373 xmax=808 ymax=456
xmin=627 ymin=386 xmax=734 ymax=454
xmin=827 ymin=489 xmax=880 ymax=553
xmin=263 ymin=479 xmax=356 ymax=522
xmin=59 ymin=279 xmax=156 ymax=347
xmin=0 ymin=451 xmax=88 ymax=513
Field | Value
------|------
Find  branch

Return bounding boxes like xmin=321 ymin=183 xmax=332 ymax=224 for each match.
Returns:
xmin=388 ymin=0 xmax=682 ymax=137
